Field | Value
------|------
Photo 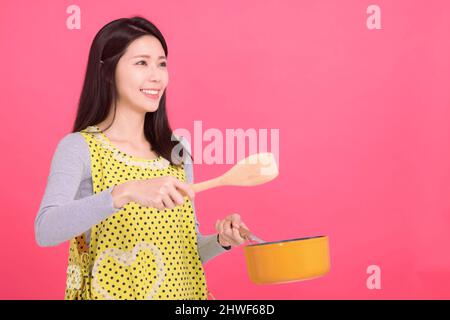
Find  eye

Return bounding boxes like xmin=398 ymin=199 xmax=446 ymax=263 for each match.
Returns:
xmin=160 ymin=61 xmax=167 ymax=67
xmin=136 ymin=60 xmax=147 ymax=65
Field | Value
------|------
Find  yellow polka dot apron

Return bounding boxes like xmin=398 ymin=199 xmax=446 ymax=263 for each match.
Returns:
xmin=64 ymin=126 xmax=209 ymax=300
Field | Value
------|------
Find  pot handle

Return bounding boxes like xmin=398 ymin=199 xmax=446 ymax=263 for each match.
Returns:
xmin=238 ymin=226 xmax=265 ymax=244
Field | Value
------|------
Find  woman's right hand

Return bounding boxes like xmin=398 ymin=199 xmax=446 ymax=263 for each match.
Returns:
xmin=111 ymin=176 xmax=195 ymax=211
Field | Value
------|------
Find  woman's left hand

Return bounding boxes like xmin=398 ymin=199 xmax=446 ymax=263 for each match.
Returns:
xmin=215 ymin=213 xmax=248 ymax=247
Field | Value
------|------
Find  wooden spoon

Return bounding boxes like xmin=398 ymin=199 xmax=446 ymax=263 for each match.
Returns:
xmin=238 ymin=226 xmax=265 ymax=244
xmin=189 ymin=152 xmax=278 ymax=194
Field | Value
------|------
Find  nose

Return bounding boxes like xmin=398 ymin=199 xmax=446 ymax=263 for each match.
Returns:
xmin=147 ymin=63 xmax=162 ymax=82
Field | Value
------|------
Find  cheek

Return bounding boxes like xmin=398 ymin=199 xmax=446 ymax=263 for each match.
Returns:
xmin=116 ymin=69 xmax=141 ymax=94
xmin=162 ymin=72 xmax=169 ymax=89
xmin=119 ymin=80 xmax=138 ymax=98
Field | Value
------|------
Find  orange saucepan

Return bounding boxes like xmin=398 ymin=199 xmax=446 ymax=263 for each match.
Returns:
xmin=242 ymin=233 xmax=331 ymax=285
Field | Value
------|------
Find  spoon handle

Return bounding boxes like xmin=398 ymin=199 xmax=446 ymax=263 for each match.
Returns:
xmin=190 ymin=177 xmax=223 ymax=194
xmin=239 ymin=226 xmax=265 ymax=244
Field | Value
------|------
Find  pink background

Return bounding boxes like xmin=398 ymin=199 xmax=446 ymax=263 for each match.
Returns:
xmin=1 ymin=0 xmax=449 ymax=299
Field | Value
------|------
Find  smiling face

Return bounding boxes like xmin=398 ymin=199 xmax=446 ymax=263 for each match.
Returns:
xmin=114 ymin=35 xmax=169 ymax=113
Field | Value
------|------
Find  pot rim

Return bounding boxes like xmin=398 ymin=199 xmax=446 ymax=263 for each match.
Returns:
xmin=246 ymin=235 xmax=327 ymax=247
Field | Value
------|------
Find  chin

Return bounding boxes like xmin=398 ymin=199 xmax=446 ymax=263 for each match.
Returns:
xmin=144 ymin=103 xmax=159 ymax=113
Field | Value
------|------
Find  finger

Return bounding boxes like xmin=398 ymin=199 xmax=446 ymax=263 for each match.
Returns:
xmin=231 ymin=227 xmax=245 ymax=245
xmin=239 ymin=221 xmax=249 ymax=230
xmin=224 ymin=220 xmax=240 ymax=246
xmin=172 ymin=179 xmax=195 ymax=200
xmin=223 ymin=219 xmax=233 ymax=235
xmin=227 ymin=213 xmax=242 ymax=229
xmin=218 ymin=220 xmax=232 ymax=244
xmin=168 ymin=186 xmax=185 ymax=206
xmin=215 ymin=220 xmax=221 ymax=233
xmin=161 ymin=193 xmax=175 ymax=210
xmin=152 ymin=200 xmax=165 ymax=211
xmin=222 ymin=220 xmax=235 ymax=243
xmin=218 ymin=219 xmax=225 ymax=235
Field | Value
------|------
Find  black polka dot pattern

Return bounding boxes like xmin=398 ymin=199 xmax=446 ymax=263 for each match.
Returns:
xmin=64 ymin=128 xmax=208 ymax=300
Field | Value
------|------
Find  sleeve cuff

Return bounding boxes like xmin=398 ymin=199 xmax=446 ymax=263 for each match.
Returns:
xmin=105 ymin=185 xmax=124 ymax=212
xmin=217 ymin=234 xmax=232 ymax=251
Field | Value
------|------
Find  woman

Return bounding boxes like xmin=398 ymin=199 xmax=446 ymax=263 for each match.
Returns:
xmin=35 ymin=16 xmax=249 ymax=300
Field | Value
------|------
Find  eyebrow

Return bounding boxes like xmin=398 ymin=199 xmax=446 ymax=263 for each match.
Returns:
xmin=130 ymin=54 xmax=166 ymax=60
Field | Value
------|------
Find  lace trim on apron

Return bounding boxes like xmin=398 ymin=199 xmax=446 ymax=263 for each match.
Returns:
xmin=84 ymin=126 xmax=171 ymax=170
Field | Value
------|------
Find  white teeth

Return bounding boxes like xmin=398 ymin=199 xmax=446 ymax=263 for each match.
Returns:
xmin=141 ymin=89 xmax=159 ymax=95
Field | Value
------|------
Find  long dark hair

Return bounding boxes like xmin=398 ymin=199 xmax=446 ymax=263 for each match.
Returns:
xmin=72 ymin=16 xmax=184 ymax=166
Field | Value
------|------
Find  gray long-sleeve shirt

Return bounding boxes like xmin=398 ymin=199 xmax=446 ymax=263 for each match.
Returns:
xmin=34 ymin=132 xmax=230 ymax=264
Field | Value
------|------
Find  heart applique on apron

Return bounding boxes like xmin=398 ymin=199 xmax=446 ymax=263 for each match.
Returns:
xmin=91 ymin=242 xmax=165 ymax=300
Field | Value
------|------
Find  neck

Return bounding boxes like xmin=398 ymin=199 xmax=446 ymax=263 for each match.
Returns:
xmin=97 ymin=102 xmax=147 ymax=143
